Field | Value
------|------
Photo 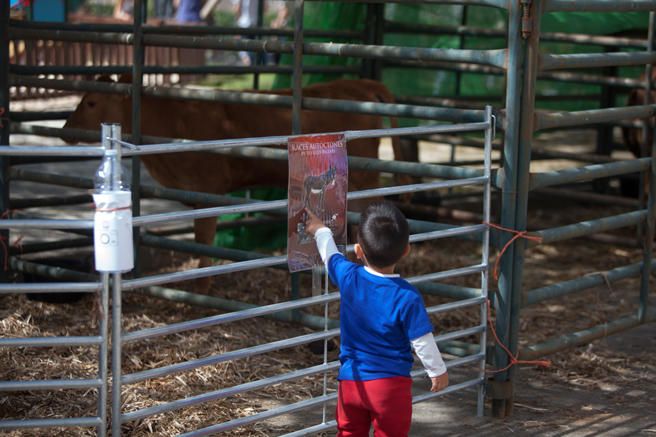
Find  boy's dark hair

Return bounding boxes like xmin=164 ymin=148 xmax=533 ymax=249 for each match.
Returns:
xmin=357 ymin=201 xmax=409 ymax=268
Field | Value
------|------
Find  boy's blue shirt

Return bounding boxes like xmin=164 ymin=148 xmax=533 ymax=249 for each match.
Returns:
xmin=328 ymin=253 xmax=433 ymax=381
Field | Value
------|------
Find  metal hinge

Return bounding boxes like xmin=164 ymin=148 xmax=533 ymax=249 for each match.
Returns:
xmin=520 ymin=0 xmax=533 ymax=39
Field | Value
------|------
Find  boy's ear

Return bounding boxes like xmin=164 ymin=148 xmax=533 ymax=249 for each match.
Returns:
xmin=354 ymin=243 xmax=366 ymax=261
xmin=403 ymin=244 xmax=411 ymax=257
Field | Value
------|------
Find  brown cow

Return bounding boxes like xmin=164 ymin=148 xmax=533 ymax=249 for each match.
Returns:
xmin=65 ymin=78 xmax=411 ymax=291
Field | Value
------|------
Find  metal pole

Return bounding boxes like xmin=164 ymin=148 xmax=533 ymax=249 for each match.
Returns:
xmin=131 ymin=0 xmax=145 ymax=277
xmin=111 ymin=272 xmax=123 ymax=436
xmin=478 ymin=105 xmax=493 ymax=417
xmin=493 ymin=0 xmax=525 ymax=418
xmin=640 ymin=12 xmax=656 ymax=322
xmin=0 ymin=0 xmax=10 ymax=285
xmin=291 ymin=0 xmax=304 ymax=134
xmin=505 ymin=0 xmax=542 ymax=418
xmin=102 ymin=125 xmax=124 ymax=436
xmin=97 ymin=273 xmax=110 ymax=437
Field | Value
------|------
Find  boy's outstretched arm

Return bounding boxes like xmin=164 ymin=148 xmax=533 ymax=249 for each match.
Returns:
xmin=411 ymin=332 xmax=449 ymax=392
xmin=304 ymin=208 xmax=339 ymax=265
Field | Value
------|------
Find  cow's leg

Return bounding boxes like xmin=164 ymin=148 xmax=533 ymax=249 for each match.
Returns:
xmin=193 ymin=216 xmax=217 ymax=293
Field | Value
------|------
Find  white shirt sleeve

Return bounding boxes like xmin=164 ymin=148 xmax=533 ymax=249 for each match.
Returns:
xmin=411 ymin=332 xmax=447 ymax=377
xmin=314 ymin=227 xmax=340 ymax=265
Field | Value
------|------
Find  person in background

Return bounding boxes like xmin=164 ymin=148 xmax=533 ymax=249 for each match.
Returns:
xmin=174 ymin=0 xmax=202 ymax=23
xmin=304 ymin=202 xmax=449 ymax=436
xmin=154 ymin=0 xmax=174 ymax=19
xmin=113 ymin=0 xmax=133 ymax=20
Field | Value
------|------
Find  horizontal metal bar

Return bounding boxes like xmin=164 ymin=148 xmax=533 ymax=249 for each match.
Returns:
xmin=0 ymin=218 xmax=93 ymax=230
xmin=305 ymin=0 xmax=508 ymax=7
xmin=9 ymin=27 xmax=133 ymax=44
xmin=525 ymin=261 xmax=649 ymax=306
xmin=281 ymin=421 xmax=338 ymax=437
xmin=10 ymin=75 xmax=131 ymax=95
xmin=418 ymin=282 xmax=482 ymax=300
xmin=0 ymin=282 xmax=99 ymax=293
xmin=141 ymin=286 xmax=339 ymax=331
xmin=540 ymin=71 xmax=644 ymax=91
xmin=123 ymin=293 xmax=340 ymax=343
xmin=348 ymin=177 xmax=489 ymax=202
xmin=536 ymin=105 xmax=656 ymax=131
xmin=444 ymin=352 xmax=486 ymax=369
xmin=0 ymin=336 xmax=102 ymax=348
xmin=143 ymin=24 xmax=359 ymax=39
xmin=145 ymin=33 xmax=508 ymax=68
xmin=122 ymin=362 xmax=340 ymax=423
xmin=9 ymin=110 xmax=73 ymax=122
xmin=541 ymin=52 xmax=656 ymax=71
xmin=0 ymin=378 xmax=102 ymax=391
xmin=0 ymin=417 xmax=102 ymax=430
xmin=122 ymin=329 xmax=339 ymax=385
xmin=535 ymin=210 xmax=647 ymax=244
xmin=122 ymin=255 xmax=286 ymax=290
xmin=408 ymin=264 xmax=487 ymax=284
xmin=133 ymin=178 xmax=485 ymax=228
xmin=0 ymin=145 xmax=104 ymax=157
xmin=426 ymin=296 xmax=487 ymax=315
xmin=180 ymin=393 xmax=337 ymax=437
xmin=412 ymin=377 xmax=483 ymax=404
xmin=409 ymin=224 xmax=487 ymax=244
xmin=10 ymin=63 xmax=358 ymax=77
xmin=530 ymin=158 xmax=651 ymax=190
xmin=8 ymin=19 xmax=358 ymax=39
xmin=545 ymin=0 xmax=656 ymax=12
xmin=433 ymin=325 xmax=486 ymax=344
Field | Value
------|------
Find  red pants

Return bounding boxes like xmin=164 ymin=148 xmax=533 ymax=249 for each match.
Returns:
xmin=336 ymin=376 xmax=412 ymax=437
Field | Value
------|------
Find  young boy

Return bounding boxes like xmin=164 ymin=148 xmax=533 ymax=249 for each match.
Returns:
xmin=304 ymin=201 xmax=448 ymax=437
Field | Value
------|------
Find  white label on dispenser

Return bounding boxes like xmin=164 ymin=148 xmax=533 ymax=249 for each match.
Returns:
xmin=93 ymin=191 xmax=134 ymax=272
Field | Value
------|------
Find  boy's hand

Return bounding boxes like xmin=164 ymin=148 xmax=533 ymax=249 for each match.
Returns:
xmin=304 ymin=208 xmax=326 ymax=237
xmin=430 ymin=372 xmax=448 ymax=392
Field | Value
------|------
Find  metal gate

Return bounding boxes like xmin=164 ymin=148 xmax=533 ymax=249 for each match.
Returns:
xmin=0 ymin=110 xmax=494 ymax=434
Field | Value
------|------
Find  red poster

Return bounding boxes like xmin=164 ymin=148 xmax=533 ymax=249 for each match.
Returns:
xmin=287 ymin=133 xmax=348 ymax=272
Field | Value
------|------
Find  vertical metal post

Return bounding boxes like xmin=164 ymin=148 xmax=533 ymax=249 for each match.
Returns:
xmin=291 ymin=0 xmax=304 ymax=135
xmin=252 ymin=0 xmax=265 ymax=89
xmin=362 ymin=3 xmax=384 ymax=81
xmin=507 ymin=0 xmax=541 ymax=418
xmin=639 ymin=12 xmax=656 ymax=322
xmin=493 ymin=0 xmax=526 ymax=418
xmin=291 ymin=0 xmax=305 ymax=318
xmin=131 ymin=0 xmax=145 ymax=276
xmin=102 ymin=125 xmax=125 ymax=436
xmin=478 ymin=106 xmax=493 ymax=417
xmin=111 ymin=272 xmax=123 ymax=436
xmin=97 ymin=273 xmax=110 ymax=437
xmin=0 ymin=0 xmax=10 ymax=285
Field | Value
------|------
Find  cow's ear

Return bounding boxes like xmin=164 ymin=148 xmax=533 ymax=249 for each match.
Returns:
xmin=95 ymin=75 xmax=115 ymax=83
xmin=117 ymin=74 xmax=134 ymax=84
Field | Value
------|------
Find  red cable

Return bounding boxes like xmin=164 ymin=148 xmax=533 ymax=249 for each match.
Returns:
xmin=486 ymin=222 xmax=543 ymax=281
xmin=485 ymin=299 xmax=551 ymax=373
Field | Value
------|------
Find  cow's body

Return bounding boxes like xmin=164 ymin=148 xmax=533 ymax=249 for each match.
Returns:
xmin=65 ymin=79 xmax=406 ymax=291
xmin=622 ymin=72 xmax=655 ymax=160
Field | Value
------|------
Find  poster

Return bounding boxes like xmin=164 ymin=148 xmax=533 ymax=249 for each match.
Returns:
xmin=287 ymin=133 xmax=348 ymax=273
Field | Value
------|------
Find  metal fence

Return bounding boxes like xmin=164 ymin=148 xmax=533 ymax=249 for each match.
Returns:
xmin=0 ymin=110 xmax=494 ymax=434
xmin=1 ymin=0 xmax=656 ymax=429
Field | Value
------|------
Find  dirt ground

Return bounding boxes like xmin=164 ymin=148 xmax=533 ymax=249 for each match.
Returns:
xmin=0 ymin=98 xmax=655 ymax=436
